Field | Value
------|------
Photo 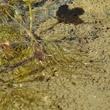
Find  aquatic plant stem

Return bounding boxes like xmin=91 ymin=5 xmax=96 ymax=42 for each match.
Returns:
xmin=0 ymin=56 xmax=35 ymax=73
xmin=7 ymin=0 xmax=33 ymax=32
xmin=28 ymin=0 xmax=33 ymax=32
xmin=7 ymin=4 xmax=22 ymax=14
xmin=23 ymin=0 xmax=33 ymax=32
xmin=5 ymin=10 xmax=37 ymax=43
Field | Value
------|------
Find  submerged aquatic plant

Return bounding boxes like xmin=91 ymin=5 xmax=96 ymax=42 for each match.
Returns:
xmin=0 ymin=0 xmax=45 ymax=75
xmin=0 ymin=0 xmax=88 ymax=82
xmin=23 ymin=0 xmax=33 ymax=32
xmin=6 ymin=1 xmax=37 ymax=42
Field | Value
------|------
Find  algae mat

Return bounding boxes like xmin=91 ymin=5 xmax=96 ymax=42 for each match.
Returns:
xmin=0 ymin=0 xmax=110 ymax=110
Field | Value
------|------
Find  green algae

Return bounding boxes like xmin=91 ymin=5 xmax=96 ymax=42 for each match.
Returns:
xmin=0 ymin=1 xmax=91 ymax=110
xmin=0 ymin=87 xmax=56 ymax=110
xmin=0 ymin=23 xmax=87 ymax=109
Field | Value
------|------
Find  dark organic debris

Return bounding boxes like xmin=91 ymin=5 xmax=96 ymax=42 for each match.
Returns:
xmin=56 ymin=4 xmax=85 ymax=25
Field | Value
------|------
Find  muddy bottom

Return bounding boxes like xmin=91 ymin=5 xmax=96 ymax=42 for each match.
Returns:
xmin=0 ymin=0 xmax=110 ymax=110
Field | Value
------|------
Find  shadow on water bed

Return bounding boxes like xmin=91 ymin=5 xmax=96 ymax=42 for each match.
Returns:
xmin=0 ymin=0 xmax=110 ymax=110
xmin=56 ymin=4 xmax=85 ymax=25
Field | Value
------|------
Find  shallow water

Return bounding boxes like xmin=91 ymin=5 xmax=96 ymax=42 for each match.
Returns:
xmin=0 ymin=0 xmax=110 ymax=110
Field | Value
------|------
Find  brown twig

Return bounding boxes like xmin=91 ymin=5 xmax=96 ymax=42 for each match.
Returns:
xmin=0 ymin=56 xmax=35 ymax=73
xmin=0 ymin=43 xmax=46 ymax=73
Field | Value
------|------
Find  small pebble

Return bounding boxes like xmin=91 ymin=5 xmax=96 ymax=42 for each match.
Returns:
xmin=89 ymin=49 xmax=93 ymax=53
xmin=19 ymin=84 xmax=22 ymax=87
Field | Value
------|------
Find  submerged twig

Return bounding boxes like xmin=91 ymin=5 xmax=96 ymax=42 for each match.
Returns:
xmin=0 ymin=43 xmax=46 ymax=73
xmin=0 ymin=56 xmax=35 ymax=73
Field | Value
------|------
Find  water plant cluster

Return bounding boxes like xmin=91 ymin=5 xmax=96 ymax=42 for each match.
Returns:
xmin=0 ymin=0 xmax=87 ymax=91
xmin=0 ymin=0 xmax=87 ymax=109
